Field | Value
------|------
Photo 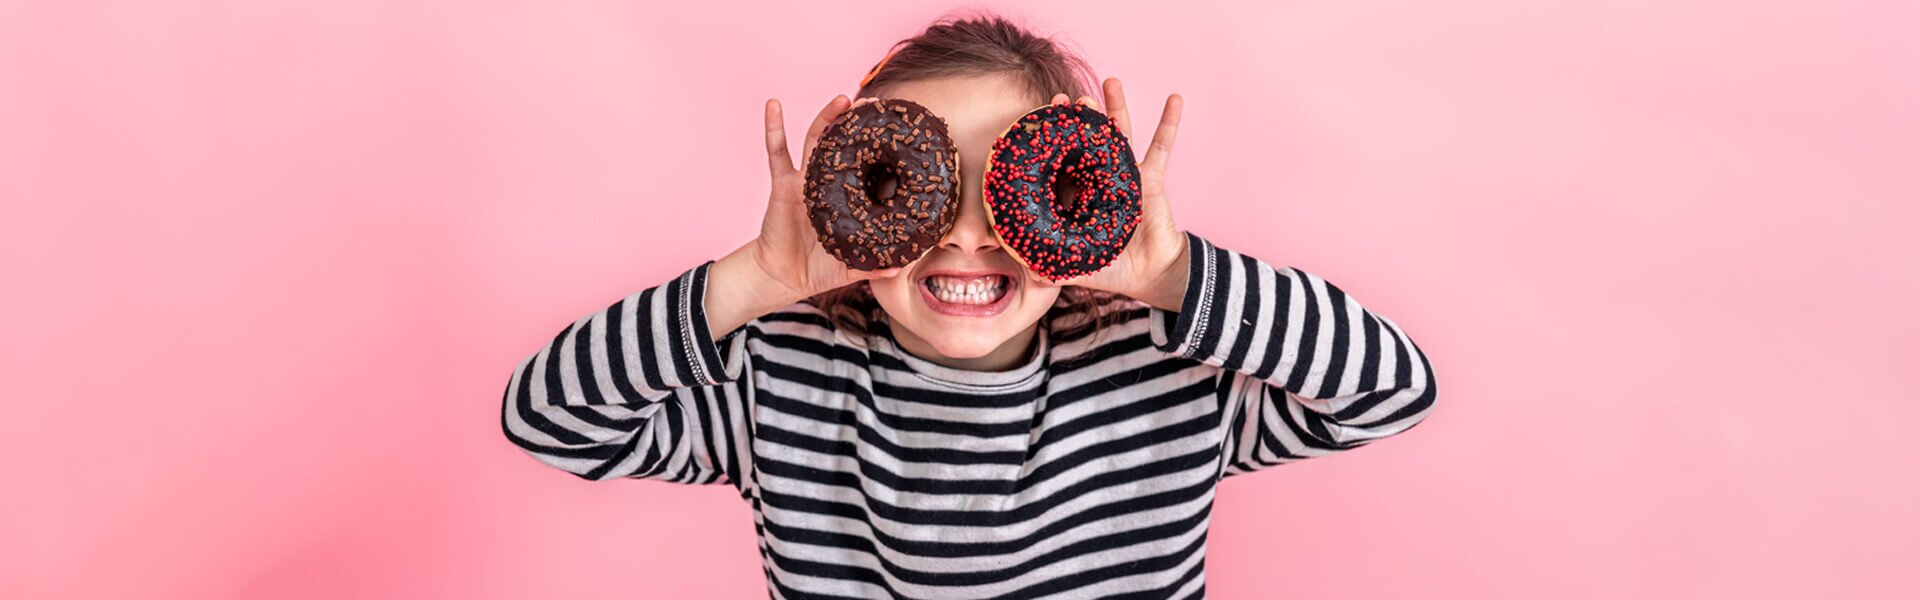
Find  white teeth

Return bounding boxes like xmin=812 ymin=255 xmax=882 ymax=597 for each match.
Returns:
xmin=924 ymin=275 xmax=1008 ymax=305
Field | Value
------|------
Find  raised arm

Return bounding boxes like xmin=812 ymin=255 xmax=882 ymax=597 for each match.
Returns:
xmin=500 ymin=260 xmax=756 ymax=485
xmin=501 ymin=94 xmax=915 ymax=486
xmin=1038 ymin=82 xmax=1435 ymax=477
xmin=1148 ymin=232 xmax=1439 ymax=478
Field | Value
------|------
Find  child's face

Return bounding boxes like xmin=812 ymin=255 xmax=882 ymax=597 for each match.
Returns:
xmin=866 ymin=74 xmax=1063 ymax=363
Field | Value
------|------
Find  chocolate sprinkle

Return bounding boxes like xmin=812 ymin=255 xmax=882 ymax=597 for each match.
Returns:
xmin=802 ymin=98 xmax=962 ymax=270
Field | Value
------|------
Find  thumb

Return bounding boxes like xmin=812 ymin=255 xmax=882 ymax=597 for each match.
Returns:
xmin=1021 ymin=265 xmax=1055 ymax=287
xmin=856 ymin=266 xmax=904 ymax=281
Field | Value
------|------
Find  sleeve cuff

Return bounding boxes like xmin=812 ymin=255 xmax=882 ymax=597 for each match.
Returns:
xmin=679 ymin=260 xmax=748 ymax=386
xmin=1149 ymin=231 xmax=1218 ymax=359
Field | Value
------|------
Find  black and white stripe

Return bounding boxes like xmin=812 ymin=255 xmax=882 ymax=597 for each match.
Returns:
xmin=502 ymin=231 xmax=1438 ymax=598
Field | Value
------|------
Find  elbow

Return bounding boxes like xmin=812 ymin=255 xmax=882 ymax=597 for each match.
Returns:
xmin=500 ymin=406 xmax=627 ymax=482
xmin=1335 ymin=374 xmax=1437 ymax=447
xmin=1370 ymin=346 xmax=1440 ymax=438
xmin=1383 ymin=368 xmax=1440 ymax=438
xmin=1397 ymin=379 xmax=1438 ymax=434
xmin=498 ymin=363 xmax=616 ymax=481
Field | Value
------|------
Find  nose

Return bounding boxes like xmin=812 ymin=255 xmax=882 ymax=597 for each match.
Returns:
xmin=937 ymin=190 xmax=1002 ymax=255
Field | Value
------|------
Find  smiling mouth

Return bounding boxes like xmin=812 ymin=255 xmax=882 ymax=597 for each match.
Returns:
xmin=918 ymin=273 xmax=1015 ymax=316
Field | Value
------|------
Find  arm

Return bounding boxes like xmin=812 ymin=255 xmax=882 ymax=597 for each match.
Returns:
xmin=1146 ymin=231 xmax=1439 ymax=478
xmin=500 ymin=253 xmax=763 ymax=485
xmin=501 ymin=94 xmax=894 ymax=486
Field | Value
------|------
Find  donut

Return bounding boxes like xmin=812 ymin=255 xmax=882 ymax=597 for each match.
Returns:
xmin=982 ymin=98 xmax=1143 ymax=282
xmin=802 ymin=98 xmax=962 ymax=270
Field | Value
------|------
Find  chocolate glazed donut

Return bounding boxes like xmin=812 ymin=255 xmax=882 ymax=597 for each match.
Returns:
xmin=802 ymin=98 xmax=962 ymax=270
xmin=983 ymin=99 xmax=1144 ymax=282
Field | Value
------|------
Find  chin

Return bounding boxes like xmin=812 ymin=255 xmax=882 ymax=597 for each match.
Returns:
xmin=870 ymin=274 xmax=1060 ymax=359
xmin=922 ymin=333 xmax=1010 ymax=360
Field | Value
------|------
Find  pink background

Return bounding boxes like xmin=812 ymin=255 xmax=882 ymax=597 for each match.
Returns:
xmin=5 ymin=1 xmax=1916 ymax=598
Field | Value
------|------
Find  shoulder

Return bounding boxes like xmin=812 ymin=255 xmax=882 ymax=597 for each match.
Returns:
xmin=727 ymin=296 xmax=874 ymax=353
xmin=749 ymin=298 xmax=837 ymax=332
xmin=1045 ymin=292 xmax=1157 ymax=357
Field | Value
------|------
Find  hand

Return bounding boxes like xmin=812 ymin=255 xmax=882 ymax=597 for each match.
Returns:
xmin=749 ymin=95 xmax=905 ymax=303
xmin=1031 ymin=78 xmax=1190 ymax=311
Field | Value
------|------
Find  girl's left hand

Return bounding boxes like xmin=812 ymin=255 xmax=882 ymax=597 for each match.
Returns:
xmin=1031 ymin=78 xmax=1190 ymax=311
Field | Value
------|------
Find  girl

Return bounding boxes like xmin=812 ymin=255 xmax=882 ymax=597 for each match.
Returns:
xmin=502 ymin=14 xmax=1437 ymax=599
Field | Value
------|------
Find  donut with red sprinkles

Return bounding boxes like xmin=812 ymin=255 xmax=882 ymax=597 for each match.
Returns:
xmin=983 ymin=98 xmax=1143 ymax=282
xmin=802 ymin=98 xmax=962 ymax=270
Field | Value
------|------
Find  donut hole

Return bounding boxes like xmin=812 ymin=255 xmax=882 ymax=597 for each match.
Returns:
xmin=860 ymin=164 xmax=901 ymax=206
xmin=1050 ymin=148 xmax=1088 ymax=223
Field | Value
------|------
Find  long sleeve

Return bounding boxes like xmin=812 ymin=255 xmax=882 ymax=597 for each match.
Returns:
xmin=500 ymin=260 xmax=758 ymax=487
xmin=1148 ymin=232 xmax=1439 ymax=479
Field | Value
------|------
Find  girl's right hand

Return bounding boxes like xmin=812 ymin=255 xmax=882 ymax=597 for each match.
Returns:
xmin=748 ymin=95 xmax=904 ymax=302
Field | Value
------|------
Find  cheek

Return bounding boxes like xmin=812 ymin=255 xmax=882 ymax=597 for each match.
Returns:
xmin=1019 ymin=285 xmax=1063 ymax=311
xmin=871 ymin=279 xmax=914 ymax=303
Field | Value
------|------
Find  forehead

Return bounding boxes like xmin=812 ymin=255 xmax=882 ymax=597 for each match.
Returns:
xmin=878 ymin=74 xmax=1041 ymax=145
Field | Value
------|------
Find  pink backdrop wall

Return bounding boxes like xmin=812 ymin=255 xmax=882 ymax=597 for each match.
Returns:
xmin=5 ymin=1 xmax=1916 ymax=598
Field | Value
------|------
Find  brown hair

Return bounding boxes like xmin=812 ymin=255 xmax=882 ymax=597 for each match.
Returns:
xmin=806 ymin=11 xmax=1126 ymax=348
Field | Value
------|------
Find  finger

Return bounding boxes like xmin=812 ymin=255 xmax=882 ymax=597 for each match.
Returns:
xmin=804 ymin=95 xmax=850 ymax=148
xmin=1075 ymin=94 xmax=1097 ymax=110
xmin=1103 ymin=77 xmax=1133 ymax=139
xmin=855 ymin=266 xmax=904 ymax=281
xmin=764 ymin=99 xmax=796 ymax=176
xmin=1048 ymin=270 xmax=1090 ymax=291
xmin=799 ymin=95 xmax=851 ymax=172
xmin=1050 ymin=92 xmax=1070 ymax=105
xmin=1141 ymin=94 xmax=1183 ymax=173
xmin=1021 ymin=267 xmax=1058 ymax=289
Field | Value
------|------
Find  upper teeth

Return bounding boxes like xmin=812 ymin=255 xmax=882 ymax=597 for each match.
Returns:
xmin=926 ymin=275 xmax=1005 ymax=303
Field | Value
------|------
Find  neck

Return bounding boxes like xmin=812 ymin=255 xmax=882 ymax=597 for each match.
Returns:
xmin=890 ymin=319 xmax=1040 ymax=372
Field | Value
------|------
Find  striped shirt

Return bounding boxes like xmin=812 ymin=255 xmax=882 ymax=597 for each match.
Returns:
xmin=501 ymin=231 xmax=1438 ymax=599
